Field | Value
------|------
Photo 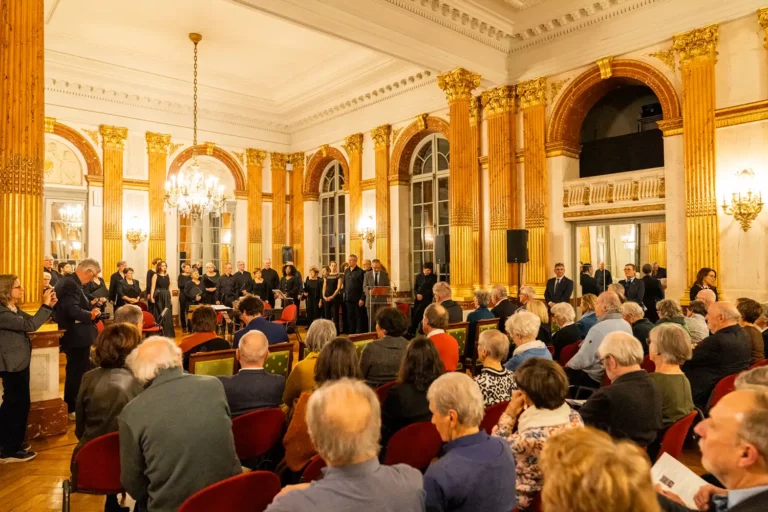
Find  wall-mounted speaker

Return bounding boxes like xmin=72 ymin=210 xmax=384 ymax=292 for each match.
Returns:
xmin=281 ymin=246 xmax=294 ymax=264
xmin=434 ymin=234 xmax=450 ymax=264
xmin=506 ymin=230 xmax=529 ymax=264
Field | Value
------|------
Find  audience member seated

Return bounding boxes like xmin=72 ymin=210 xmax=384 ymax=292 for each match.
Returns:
xmin=424 ymin=372 xmax=517 ymax=512
xmin=234 ymin=295 xmax=288 ymax=347
xmin=648 ymin=324 xmax=694 ymax=428
xmin=490 ymin=285 xmax=517 ymax=333
xmin=517 ymin=286 xmax=536 ymax=312
xmin=737 ymin=297 xmax=765 ymax=364
xmin=566 ymin=292 xmax=632 ymax=388
xmin=360 ymin=307 xmax=410 ymax=387
xmin=657 ymin=389 xmax=768 ymax=512
xmin=683 ymin=302 xmax=752 ymax=410
xmin=492 ymin=358 xmax=583 ymax=510
xmin=756 ymin=302 xmax=768 ymax=350
xmin=283 ymin=319 xmax=336 ymax=409
xmin=267 ymin=379 xmax=425 ymax=512
xmin=179 ymin=306 xmax=231 ymax=371
xmin=218 ymin=330 xmax=285 ymax=417
xmin=282 ymin=338 xmax=362 ymax=476
xmin=75 ymin=324 xmax=142 ymax=512
xmin=656 ymin=299 xmax=688 ymax=329
xmin=541 ymin=427 xmax=662 ymax=512
xmin=526 ymin=300 xmax=552 ymax=346
xmin=467 ymin=289 xmax=496 ymax=352
xmin=696 ymin=288 xmax=717 ymax=309
xmin=381 ymin=336 xmax=443 ymax=445
xmin=422 ymin=303 xmax=459 ymax=372
xmin=551 ymin=302 xmax=583 ymax=361
xmin=689 ymin=267 xmax=719 ymax=303
xmin=579 ymin=332 xmax=662 ymax=447
xmin=575 ymin=293 xmax=598 ymax=337
xmin=474 ymin=329 xmax=517 ymax=406
xmin=735 ymin=366 xmax=768 ymax=390
xmin=433 ymin=281 xmax=464 ymax=324
xmin=119 ymin=337 xmax=241 ymax=512
xmin=113 ymin=304 xmax=144 ymax=330
xmin=684 ymin=300 xmax=710 ymax=345
xmin=504 ymin=311 xmax=552 ymax=371
xmin=609 ymin=283 xmax=627 ymax=303
xmin=621 ymin=301 xmax=654 ymax=354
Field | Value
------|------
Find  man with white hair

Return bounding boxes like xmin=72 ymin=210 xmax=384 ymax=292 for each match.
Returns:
xmin=579 ymin=332 xmax=663 ymax=447
xmin=43 ymin=254 xmax=61 ymax=286
xmin=119 ymin=337 xmax=241 ymax=512
xmin=735 ymin=366 xmax=768 ymax=390
xmin=433 ymin=281 xmax=463 ymax=324
xmin=114 ymin=304 xmax=143 ymax=331
xmin=424 ymin=372 xmax=517 ymax=512
xmin=490 ymin=284 xmax=517 ymax=333
xmin=684 ymin=301 xmax=752 ymax=409
xmin=696 ymin=288 xmax=717 ymax=309
xmin=266 ymin=379 xmax=425 ymax=511
xmin=218 ymin=330 xmax=285 ymax=417
xmin=517 ymin=286 xmax=536 ymax=312
xmin=621 ymin=301 xmax=654 ymax=354
xmin=565 ymin=291 xmax=632 ymax=388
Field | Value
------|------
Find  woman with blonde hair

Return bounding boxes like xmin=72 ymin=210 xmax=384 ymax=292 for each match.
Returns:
xmin=540 ymin=427 xmax=661 ymax=512
xmin=576 ymin=293 xmax=598 ymax=336
xmin=525 ymin=299 xmax=552 ymax=346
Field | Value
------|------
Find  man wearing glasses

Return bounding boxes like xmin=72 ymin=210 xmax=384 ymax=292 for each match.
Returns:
xmin=53 ymin=258 xmax=102 ymax=419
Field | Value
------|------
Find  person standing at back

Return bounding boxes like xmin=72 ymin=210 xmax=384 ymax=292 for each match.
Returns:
xmin=108 ymin=260 xmax=127 ymax=307
xmin=594 ymin=261 xmax=613 ymax=294
xmin=408 ymin=262 xmax=437 ymax=337
xmin=343 ymin=254 xmax=366 ymax=334
xmin=640 ymin=264 xmax=664 ymax=323
xmin=261 ymin=259 xmax=281 ymax=308
xmin=234 ymin=260 xmax=253 ymax=298
xmin=580 ymin=264 xmax=599 ymax=296
xmin=618 ymin=264 xmax=645 ymax=304
xmin=545 ymin=263 xmax=574 ymax=308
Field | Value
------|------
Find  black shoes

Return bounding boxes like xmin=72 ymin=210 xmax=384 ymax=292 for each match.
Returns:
xmin=0 ymin=449 xmax=37 ymax=463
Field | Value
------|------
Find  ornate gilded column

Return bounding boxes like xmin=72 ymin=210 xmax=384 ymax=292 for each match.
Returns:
xmin=758 ymin=8 xmax=768 ymax=50
xmin=657 ymin=223 xmax=667 ymax=268
xmin=100 ymin=125 xmax=128 ymax=274
xmin=290 ymin=153 xmax=304 ymax=273
xmin=579 ymin=227 xmax=592 ymax=266
xmin=470 ymin=96 xmax=483 ymax=289
xmin=673 ymin=25 xmax=720 ymax=296
xmin=246 ymin=149 xmax=266 ymax=271
xmin=344 ymin=133 xmax=364 ymax=258
xmin=271 ymin=152 xmax=288 ymax=265
xmin=438 ymin=68 xmax=481 ymax=299
xmin=371 ymin=125 xmax=391 ymax=269
xmin=482 ymin=86 xmax=518 ymax=287
xmin=146 ymin=132 xmax=171 ymax=263
xmin=0 ymin=0 xmax=44 ymax=308
xmin=518 ymin=77 xmax=549 ymax=293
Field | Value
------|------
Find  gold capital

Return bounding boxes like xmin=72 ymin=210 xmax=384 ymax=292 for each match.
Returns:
xmin=517 ymin=77 xmax=547 ymax=109
xmin=371 ymin=125 xmax=392 ymax=149
xmin=596 ymin=56 xmax=615 ymax=79
xmin=481 ymin=86 xmax=516 ymax=117
xmin=270 ymin=152 xmax=288 ymax=169
xmin=99 ymin=125 xmax=128 ymax=149
xmin=758 ymin=8 xmax=768 ymax=50
xmin=289 ymin=152 xmax=305 ymax=169
xmin=673 ymin=24 xmax=719 ymax=67
xmin=343 ymin=133 xmax=364 ymax=155
xmin=469 ymin=96 xmax=481 ymax=125
xmin=437 ymin=68 xmax=481 ymax=102
xmin=145 ymin=132 xmax=171 ymax=154
xmin=246 ymin=149 xmax=266 ymax=166
xmin=44 ymin=117 xmax=56 ymax=133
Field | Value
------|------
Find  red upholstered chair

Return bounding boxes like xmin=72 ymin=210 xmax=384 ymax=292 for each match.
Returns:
xmin=383 ymin=421 xmax=443 ymax=471
xmin=558 ymin=341 xmax=581 ymax=366
xmin=546 ymin=345 xmax=555 ymax=356
xmin=273 ymin=304 xmax=301 ymax=342
xmin=707 ymin=372 xmax=740 ymax=410
xmin=137 ymin=301 xmax=148 ymax=312
xmin=178 ymin=471 xmax=281 ymax=512
xmin=95 ymin=320 xmax=105 ymax=334
xmin=231 ymin=408 xmax=285 ymax=461
xmin=511 ymin=493 xmax=542 ymax=512
xmin=480 ymin=401 xmax=509 ymax=435
xmin=396 ymin=302 xmax=410 ymax=321
xmin=301 ymin=454 xmax=327 ymax=483
xmin=656 ymin=410 xmax=698 ymax=462
xmin=641 ymin=355 xmax=656 ymax=374
xmin=62 ymin=432 xmax=122 ymax=512
xmin=375 ymin=381 xmax=397 ymax=404
xmin=750 ymin=358 xmax=768 ymax=369
xmin=141 ymin=310 xmax=161 ymax=336
xmin=601 ymin=373 xmax=612 ymax=387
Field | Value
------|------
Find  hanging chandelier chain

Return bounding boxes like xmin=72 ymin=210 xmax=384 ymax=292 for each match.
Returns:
xmin=193 ymin=40 xmax=198 ymax=147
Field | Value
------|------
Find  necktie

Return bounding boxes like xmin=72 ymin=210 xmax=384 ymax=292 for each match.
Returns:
xmin=555 ymin=279 xmax=560 ymax=292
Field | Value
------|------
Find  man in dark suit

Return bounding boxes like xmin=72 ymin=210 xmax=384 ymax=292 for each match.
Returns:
xmin=53 ymin=259 xmax=102 ymax=416
xmin=595 ymin=261 xmax=613 ymax=293
xmin=434 ymin=281 xmax=463 ymax=324
xmin=657 ymin=389 xmax=768 ymax=512
xmin=618 ymin=263 xmax=646 ymax=304
xmin=684 ymin=302 xmax=752 ymax=409
xmin=234 ymin=260 xmax=252 ymax=297
xmin=545 ymin=263 xmax=574 ymax=308
xmin=261 ymin=259 xmax=280 ymax=308
xmin=651 ymin=262 xmax=667 ymax=279
xmin=640 ymin=263 xmax=664 ymax=323
xmin=216 ymin=263 xmax=238 ymax=308
xmin=579 ymin=331 xmax=662 ymax=447
xmin=408 ymin=262 xmax=438 ymax=337
xmin=218 ymin=330 xmax=285 ymax=417
xmin=107 ymin=260 xmax=126 ymax=305
xmin=43 ymin=255 xmax=61 ymax=286
xmin=234 ymin=295 xmax=288 ymax=347
xmin=580 ymin=264 xmax=599 ymax=296
xmin=363 ymin=259 xmax=390 ymax=332
xmin=343 ymin=254 xmax=367 ymax=334
xmin=490 ymin=285 xmax=517 ymax=333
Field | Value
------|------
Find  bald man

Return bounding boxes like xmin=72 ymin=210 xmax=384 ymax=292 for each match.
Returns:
xmin=683 ymin=302 xmax=752 ymax=410
xmin=218 ymin=331 xmax=285 ymax=417
xmin=696 ymin=288 xmax=717 ymax=309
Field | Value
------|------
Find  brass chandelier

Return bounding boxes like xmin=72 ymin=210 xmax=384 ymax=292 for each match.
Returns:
xmin=721 ymin=169 xmax=763 ymax=232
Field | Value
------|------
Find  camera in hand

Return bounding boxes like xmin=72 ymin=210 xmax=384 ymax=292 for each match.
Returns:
xmin=95 ymin=312 xmax=110 ymax=323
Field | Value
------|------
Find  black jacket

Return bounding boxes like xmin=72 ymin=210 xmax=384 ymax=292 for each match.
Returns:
xmin=54 ymin=273 xmax=98 ymax=349
xmin=491 ymin=299 xmax=517 ymax=333
xmin=545 ymin=276 xmax=574 ymax=305
xmin=690 ymin=284 xmax=719 ymax=302
xmin=551 ymin=323 xmax=582 ymax=361
xmin=217 ymin=369 xmax=285 ymax=418
xmin=45 ymin=267 xmax=61 ymax=286
xmin=359 ymin=335 xmax=410 ymax=388
xmin=642 ymin=275 xmax=665 ymax=322
xmin=261 ymin=268 xmax=280 ymax=297
xmin=145 ymin=269 xmax=155 ymax=295
xmin=0 ymin=303 xmax=53 ymax=372
xmin=381 ymin=381 xmax=431 ymax=446
xmin=580 ymin=370 xmax=663 ymax=447
xmin=595 ymin=268 xmax=613 ymax=292
xmin=343 ymin=265 xmax=366 ymax=303
xmin=440 ymin=299 xmax=464 ymax=324
xmin=651 ymin=267 xmax=667 ymax=279
xmin=108 ymin=271 xmax=125 ymax=303
xmin=631 ymin=318 xmax=655 ymax=354
xmin=216 ymin=274 xmax=238 ymax=305
xmin=683 ymin=324 xmax=752 ymax=408
xmin=580 ymin=273 xmax=599 ymax=296
xmin=619 ymin=277 xmax=646 ymax=304
xmin=658 ymin=489 xmax=768 ymax=512
xmin=233 ymin=270 xmax=252 ymax=297
xmin=414 ymin=273 xmax=438 ymax=306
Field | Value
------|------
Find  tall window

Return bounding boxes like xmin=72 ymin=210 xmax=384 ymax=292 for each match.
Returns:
xmin=178 ymin=202 xmax=236 ymax=272
xmin=45 ymin=199 xmax=86 ymax=266
xmin=411 ymin=135 xmax=450 ymax=283
xmin=320 ymin=161 xmax=347 ymax=265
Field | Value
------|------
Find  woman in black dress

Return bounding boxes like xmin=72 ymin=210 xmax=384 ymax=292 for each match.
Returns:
xmin=202 ymin=262 xmax=219 ymax=305
xmin=149 ymin=261 xmax=175 ymax=337
xmin=117 ymin=268 xmax=141 ymax=308
xmin=250 ymin=268 xmax=268 ymax=302
xmin=303 ymin=266 xmax=323 ymax=325
xmin=281 ymin=264 xmax=301 ymax=306
xmin=323 ymin=261 xmax=343 ymax=332
xmin=689 ymin=267 xmax=719 ymax=302
xmin=183 ymin=269 xmax=204 ymax=309
xmin=177 ymin=263 xmax=192 ymax=333
xmin=83 ymin=272 xmax=108 ymax=313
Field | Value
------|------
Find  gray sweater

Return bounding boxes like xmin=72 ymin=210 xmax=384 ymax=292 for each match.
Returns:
xmin=566 ymin=312 xmax=632 ymax=382
xmin=118 ymin=368 xmax=241 ymax=512
xmin=359 ymin=336 xmax=410 ymax=387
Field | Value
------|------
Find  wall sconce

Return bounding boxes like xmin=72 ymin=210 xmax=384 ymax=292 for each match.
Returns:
xmin=359 ymin=215 xmax=376 ymax=249
xmin=722 ymin=169 xmax=763 ymax=232
xmin=125 ymin=217 xmax=147 ymax=250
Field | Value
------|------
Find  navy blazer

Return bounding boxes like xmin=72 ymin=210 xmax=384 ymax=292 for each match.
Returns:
xmin=233 ymin=316 xmax=289 ymax=348
xmin=54 ymin=273 xmax=98 ymax=349
xmin=619 ymin=277 xmax=646 ymax=304
xmin=545 ymin=276 xmax=574 ymax=305
xmin=218 ymin=369 xmax=285 ymax=417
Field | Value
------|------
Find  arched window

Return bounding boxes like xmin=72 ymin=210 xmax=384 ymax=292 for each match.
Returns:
xmin=410 ymin=134 xmax=450 ymax=283
xmin=320 ymin=161 xmax=347 ymax=265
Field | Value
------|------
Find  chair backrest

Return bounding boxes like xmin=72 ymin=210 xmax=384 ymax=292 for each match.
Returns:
xmin=178 ymin=471 xmax=281 ymax=512
xmin=71 ymin=432 xmax=122 ymax=494
xmin=353 ymin=339 xmax=374 ymax=359
xmin=383 ymin=421 xmax=443 ymax=471
xmin=142 ymin=310 xmax=157 ymax=328
xmin=231 ymin=408 xmax=286 ymax=461
xmin=641 ymin=355 xmax=656 ymax=374
xmin=396 ymin=302 xmax=410 ymax=320
xmin=281 ymin=304 xmax=298 ymax=323
xmin=546 ymin=345 xmax=555 ymax=356
xmin=189 ymin=349 xmax=238 ymax=376
xmin=558 ymin=341 xmax=581 ymax=366
xmin=476 ymin=318 xmax=498 ymax=341
xmin=479 ymin=400 xmax=509 ymax=435
xmin=708 ymin=372 xmax=740 ymax=410
xmin=298 ymin=341 xmax=308 ymax=361
xmin=349 ymin=332 xmax=378 ymax=343
xmin=445 ymin=322 xmax=469 ymax=357
xmin=375 ymin=381 xmax=397 ymax=403
xmin=301 ymin=454 xmax=327 ymax=483
xmin=263 ymin=342 xmax=295 ymax=378
xmin=750 ymin=358 xmax=768 ymax=369
xmin=95 ymin=320 xmax=105 ymax=334
xmin=656 ymin=410 xmax=698 ymax=461
xmin=137 ymin=301 xmax=148 ymax=312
